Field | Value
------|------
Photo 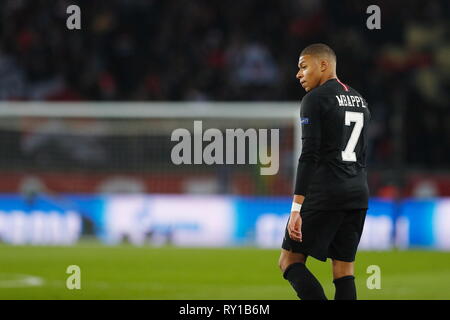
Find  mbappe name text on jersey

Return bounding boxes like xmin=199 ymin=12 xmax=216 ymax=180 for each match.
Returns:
xmin=335 ymin=95 xmax=366 ymax=108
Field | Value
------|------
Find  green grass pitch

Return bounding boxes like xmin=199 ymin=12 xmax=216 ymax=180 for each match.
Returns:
xmin=0 ymin=244 xmax=449 ymax=300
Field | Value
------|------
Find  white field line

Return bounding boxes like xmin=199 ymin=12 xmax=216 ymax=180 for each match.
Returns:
xmin=0 ymin=274 xmax=45 ymax=288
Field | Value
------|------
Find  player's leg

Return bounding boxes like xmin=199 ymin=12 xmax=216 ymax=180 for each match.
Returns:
xmin=278 ymin=249 xmax=327 ymax=300
xmin=332 ymin=259 xmax=354 ymax=279
xmin=278 ymin=248 xmax=307 ymax=271
xmin=328 ymin=208 xmax=367 ymax=300
xmin=279 ymin=210 xmax=332 ymax=300
xmin=331 ymin=259 xmax=356 ymax=300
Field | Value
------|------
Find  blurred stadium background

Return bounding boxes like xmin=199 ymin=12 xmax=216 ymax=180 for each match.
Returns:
xmin=0 ymin=0 xmax=449 ymax=299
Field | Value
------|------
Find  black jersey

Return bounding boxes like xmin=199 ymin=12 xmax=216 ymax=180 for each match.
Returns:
xmin=294 ymin=78 xmax=370 ymax=210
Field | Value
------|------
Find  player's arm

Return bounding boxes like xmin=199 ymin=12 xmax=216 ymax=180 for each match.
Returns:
xmin=288 ymin=94 xmax=321 ymax=242
xmin=293 ymin=93 xmax=322 ymax=208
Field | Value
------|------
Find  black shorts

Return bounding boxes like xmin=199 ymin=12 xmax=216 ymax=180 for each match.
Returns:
xmin=281 ymin=208 xmax=367 ymax=262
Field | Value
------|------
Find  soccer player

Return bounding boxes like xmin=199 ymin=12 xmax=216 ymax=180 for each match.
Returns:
xmin=278 ymin=43 xmax=370 ymax=300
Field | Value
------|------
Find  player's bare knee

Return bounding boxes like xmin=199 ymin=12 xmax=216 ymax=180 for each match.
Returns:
xmin=278 ymin=255 xmax=285 ymax=272
xmin=332 ymin=259 xmax=354 ymax=278
xmin=278 ymin=252 xmax=290 ymax=272
xmin=332 ymin=259 xmax=353 ymax=269
xmin=278 ymin=250 xmax=306 ymax=273
xmin=279 ymin=259 xmax=293 ymax=274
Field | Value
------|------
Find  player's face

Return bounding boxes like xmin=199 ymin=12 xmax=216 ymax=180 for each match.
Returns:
xmin=296 ymin=55 xmax=321 ymax=92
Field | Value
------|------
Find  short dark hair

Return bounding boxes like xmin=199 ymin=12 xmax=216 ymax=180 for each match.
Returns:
xmin=300 ymin=43 xmax=336 ymax=62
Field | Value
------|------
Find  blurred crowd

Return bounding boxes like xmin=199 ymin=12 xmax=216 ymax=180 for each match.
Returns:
xmin=0 ymin=0 xmax=449 ymax=173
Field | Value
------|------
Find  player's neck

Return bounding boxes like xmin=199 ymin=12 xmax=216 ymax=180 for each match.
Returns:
xmin=319 ymin=73 xmax=337 ymax=86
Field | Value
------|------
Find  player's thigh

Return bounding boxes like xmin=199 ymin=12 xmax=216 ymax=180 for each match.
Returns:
xmin=278 ymin=249 xmax=307 ymax=272
xmin=328 ymin=209 xmax=367 ymax=263
xmin=331 ymin=259 xmax=354 ymax=279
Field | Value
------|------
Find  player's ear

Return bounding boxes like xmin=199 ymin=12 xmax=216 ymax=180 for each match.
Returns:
xmin=320 ymin=59 xmax=328 ymax=72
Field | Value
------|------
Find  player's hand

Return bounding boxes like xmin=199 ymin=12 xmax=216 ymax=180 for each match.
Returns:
xmin=288 ymin=211 xmax=302 ymax=242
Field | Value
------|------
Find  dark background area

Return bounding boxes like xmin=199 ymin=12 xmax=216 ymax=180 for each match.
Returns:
xmin=0 ymin=0 xmax=448 ymax=197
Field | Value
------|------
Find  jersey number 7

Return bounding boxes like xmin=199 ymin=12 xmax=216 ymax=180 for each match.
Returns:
xmin=341 ymin=111 xmax=364 ymax=162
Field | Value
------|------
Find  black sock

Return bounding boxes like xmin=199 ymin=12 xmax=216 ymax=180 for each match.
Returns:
xmin=283 ymin=262 xmax=327 ymax=300
xmin=333 ymin=275 xmax=356 ymax=300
